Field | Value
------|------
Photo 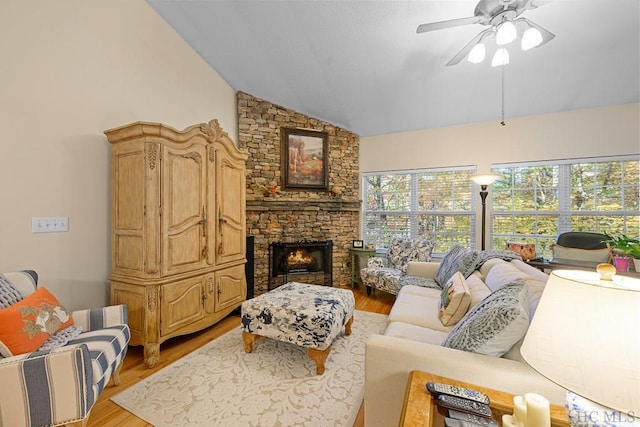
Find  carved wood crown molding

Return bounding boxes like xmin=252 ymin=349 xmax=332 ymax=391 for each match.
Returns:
xmin=199 ymin=119 xmax=228 ymax=143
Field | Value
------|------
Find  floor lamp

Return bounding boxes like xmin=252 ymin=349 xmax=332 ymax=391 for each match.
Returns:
xmin=471 ymin=174 xmax=500 ymax=250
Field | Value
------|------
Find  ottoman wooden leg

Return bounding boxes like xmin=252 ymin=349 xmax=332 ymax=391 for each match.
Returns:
xmin=307 ymin=346 xmax=331 ymax=375
xmin=242 ymin=331 xmax=257 ymax=353
xmin=345 ymin=316 xmax=354 ymax=335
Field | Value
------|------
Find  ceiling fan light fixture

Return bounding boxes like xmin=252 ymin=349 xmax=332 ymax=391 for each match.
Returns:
xmin=492 ymin=47 xmax=510 ymax=67
xmin=521 ymin=27 xmax=543 ymax=50
xmin=467 ymin=42 xmax=486 ymax=64
xmin=496 ymin=21 xmax=517 ymax=45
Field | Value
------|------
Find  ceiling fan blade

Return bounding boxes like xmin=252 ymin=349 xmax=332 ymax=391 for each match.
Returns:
xmin=516 ymin=17 xmax=555 ymax=46
xmin=417 ymin=16 xmax=482 ymax=34
xmin=446 ymin=28 xmax=492 ymax=66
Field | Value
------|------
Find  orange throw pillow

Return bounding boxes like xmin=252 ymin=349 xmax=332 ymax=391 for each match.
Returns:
xmin=0 ymin=286 xmax=74 ymax=357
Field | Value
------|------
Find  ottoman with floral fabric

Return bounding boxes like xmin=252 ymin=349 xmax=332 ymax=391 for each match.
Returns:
xmin=240 ymin=282 xmax=355 ymax=375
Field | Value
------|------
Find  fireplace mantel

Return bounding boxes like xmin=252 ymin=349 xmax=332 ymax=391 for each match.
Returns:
xmin=246 ymin=198 xmax=361 ymax=212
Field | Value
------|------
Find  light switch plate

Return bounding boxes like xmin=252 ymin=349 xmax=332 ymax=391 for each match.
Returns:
xmin=32 ymin=217 xmax=69 ymax=233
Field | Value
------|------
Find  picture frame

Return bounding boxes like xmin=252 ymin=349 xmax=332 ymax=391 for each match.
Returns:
xmin=352 ymin=240 xmax=364 ymax=249
xmin=281 ymin=128 xmax=328 ymax=191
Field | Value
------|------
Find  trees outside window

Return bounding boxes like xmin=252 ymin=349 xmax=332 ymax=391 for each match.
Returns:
xmin=362 ymin=167 xmax=476 ymax=253
xmin=492 ymin=156 xmax=640 ymax=258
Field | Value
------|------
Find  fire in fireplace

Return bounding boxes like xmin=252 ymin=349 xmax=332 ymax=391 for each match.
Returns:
xmin=286 ymin=248 xmax=318 ymax=272
xmin=269 ymin=240 xmax=333 ymax=289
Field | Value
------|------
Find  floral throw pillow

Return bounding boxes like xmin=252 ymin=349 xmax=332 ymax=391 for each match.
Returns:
xmin=0 ymin=286 xmax=74 ymax=357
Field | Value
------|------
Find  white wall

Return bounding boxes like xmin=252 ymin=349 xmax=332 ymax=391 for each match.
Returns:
xmin=0 ymin=1 xmax=236 ymax=310
xmin=360 ymin=103 xmax=640 ymax=248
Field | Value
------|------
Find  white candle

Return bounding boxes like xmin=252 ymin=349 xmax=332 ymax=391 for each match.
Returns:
xmin=525 ymin=392 xmax=551 ymax=427
xmin=513 ymin=395 xmax=528 ymax=427
xmin=503 ymin=414 xmax=524 ymax=427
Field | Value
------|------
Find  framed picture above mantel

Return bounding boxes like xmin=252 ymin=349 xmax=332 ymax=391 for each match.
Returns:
xmin=281 ymin=128 xmax=328 ymax=191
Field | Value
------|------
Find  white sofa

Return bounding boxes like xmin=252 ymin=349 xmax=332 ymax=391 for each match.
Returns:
xmin=364 ymin=256 xmax=569 ymax=427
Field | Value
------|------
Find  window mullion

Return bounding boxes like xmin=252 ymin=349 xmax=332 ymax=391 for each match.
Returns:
xmin=557 ymin=164 xmax=572 ymax=234
xmin=410 ymin=173 xmax=419 ymax=239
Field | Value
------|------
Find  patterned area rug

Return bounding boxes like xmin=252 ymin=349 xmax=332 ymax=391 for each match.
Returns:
xmin=111 ymin=310 xmax=388 ymax=427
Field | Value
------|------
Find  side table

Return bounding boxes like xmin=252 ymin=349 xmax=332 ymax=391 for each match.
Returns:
xmin=399 ymin=370 xmax=570 ymax=427
xmin=349 ymin=247 xmax=376 ymax=287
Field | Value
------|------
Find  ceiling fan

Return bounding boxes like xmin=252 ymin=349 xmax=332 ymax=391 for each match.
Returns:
xmin=417 ymin=0 xmax=555 ymax=66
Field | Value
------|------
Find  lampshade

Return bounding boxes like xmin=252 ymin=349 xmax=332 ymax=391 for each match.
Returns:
xmin=491 ymin=47 xmax=510 ymax=67
xmin=521 ymin=270 xmax=640 ymax=416
xmin=467 ymin=42 xmax=486 ymax=64
xmin=470 ymin=173 xmax=500 ymax=186
xmin=496 ymin=21 xmax=517 ymax=45
xmin=521 ymin=27 xmax=543 ymax=50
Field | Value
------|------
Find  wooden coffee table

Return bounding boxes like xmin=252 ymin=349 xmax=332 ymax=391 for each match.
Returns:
xmin=399 ymin=370 xmax=570 ymax=427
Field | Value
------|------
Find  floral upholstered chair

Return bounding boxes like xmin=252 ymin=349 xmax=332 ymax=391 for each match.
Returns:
xmin=359 ymin=238 xmax=436 ymax=295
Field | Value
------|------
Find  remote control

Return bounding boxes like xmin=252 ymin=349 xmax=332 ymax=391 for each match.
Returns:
xmin=436 ymin=394 xmax=493 ymax=418
xmin=448 ymin=409 xmax=499 ymax=427
xmin=444 ymin=417 xmax=486 ymax=427
xmin=426 ymin=382 xmax=490 ymax=405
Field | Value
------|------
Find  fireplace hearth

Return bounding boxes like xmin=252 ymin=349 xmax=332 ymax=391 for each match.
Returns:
xmin=269 ymin=240 xmax=333 ymax=289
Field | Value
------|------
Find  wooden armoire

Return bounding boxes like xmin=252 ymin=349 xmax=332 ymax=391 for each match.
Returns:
xmin=104 ymin=119 xmax=249 ymax=368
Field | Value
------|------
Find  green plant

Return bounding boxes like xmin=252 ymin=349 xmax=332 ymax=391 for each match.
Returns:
xmin=603 ymin=234 xmax=640 ymax=257
xmin=626 ymin=242 xmax=640 ymax=259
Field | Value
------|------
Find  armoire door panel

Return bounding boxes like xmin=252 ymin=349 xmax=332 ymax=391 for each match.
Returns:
xmin=162 ymin=145 xmax=207 ymax=276
xmin=114 ymin=151 xmax=145 ymax=230
xmin=160 ymin=278 xmax=205 ymax=336
xmin=214 ymin=265 xmax=246 ymax=313
xmin=166 ymin=227 xmax=204 ymax=268
xmin=114 ymin=234 xmax=144 ymax=271
xmin=216 ymin=150 xmax=246 ymax=264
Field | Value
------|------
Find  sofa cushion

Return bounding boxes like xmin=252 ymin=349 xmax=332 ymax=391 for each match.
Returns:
xmin=0 ymin=287 xmax=74 ymax=357
xmin=384 ymin=321 xmax=449 ymax=345
xmin=396 ymin=284 xmax=442 ymax=298
xmin=389 ymin=287 xmax=451 ymax=332
xmin=435 ymin=245 xmax=481 ymax=286
xmin=442 ymin=280 xmax=530 ymax=357
xmin=0 ymin=275 xmax=23 ymax=309
xmin=484 ymin=261 xmax=535 ymax=292
xmin=360 ymin=267 xmax=403 ymax=295
xmin=438 ymin=272 xmax=471 ymax=326
xmin=466 ymin=272 xmax=491 ymax=309
xmin=68 ymin=324 xmax=130 ymax=393
xmin=398 ymin=275 xmax=440 ymax=291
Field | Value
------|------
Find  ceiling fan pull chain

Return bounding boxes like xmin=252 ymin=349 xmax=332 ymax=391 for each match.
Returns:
xmin=501 ymin=64 xmax=506 ymax=126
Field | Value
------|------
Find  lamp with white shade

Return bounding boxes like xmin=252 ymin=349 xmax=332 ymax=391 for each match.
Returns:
xmin=521 ymin=269 xmax=640 ymax=426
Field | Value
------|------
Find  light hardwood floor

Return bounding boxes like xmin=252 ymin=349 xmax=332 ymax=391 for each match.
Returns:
xmin=87 ymin=284 xmax=395 ymax=427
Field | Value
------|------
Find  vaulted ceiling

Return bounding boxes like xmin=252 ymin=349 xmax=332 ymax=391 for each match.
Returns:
xmin=147 ymin=0 xmax=640 ymax=137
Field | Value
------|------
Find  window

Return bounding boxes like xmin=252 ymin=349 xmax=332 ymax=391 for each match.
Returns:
xmin=492 ymin=156 xmax=640 ymax=258
xmin=362 ymin=166 xmax=476 ymax=253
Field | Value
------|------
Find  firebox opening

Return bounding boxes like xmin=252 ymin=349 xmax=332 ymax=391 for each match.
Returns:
xmin=268 ymin=240 xmax=333 ymax=289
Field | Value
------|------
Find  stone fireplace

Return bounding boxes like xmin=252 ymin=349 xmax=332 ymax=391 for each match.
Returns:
xmin=237 ymin=91 xmax=361 ymax=294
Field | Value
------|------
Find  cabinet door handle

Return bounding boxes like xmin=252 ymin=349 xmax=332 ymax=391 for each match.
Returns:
xmin=201 ymin=288 xmax=206 ymax=309
xmin=199 ymin=208 xmax=207 ymax=237
xmin=217 ymin=283 xmax=222 ymax=299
